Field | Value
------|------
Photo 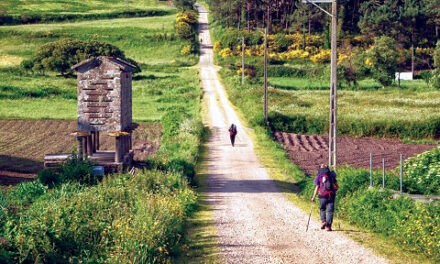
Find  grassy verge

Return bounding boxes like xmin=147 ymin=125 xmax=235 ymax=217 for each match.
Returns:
xmin=176 ymin=141 xmax=221 ymax=263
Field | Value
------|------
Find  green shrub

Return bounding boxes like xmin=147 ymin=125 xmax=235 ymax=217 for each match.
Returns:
xmin=364 ymin=36 xmax=399 ymax=87
xmin=60 ymin=158 xmax=95 ymax=185
xmin=32 ymin=39 xmax=140 ymax=77
xmin=402 ymin=147 xmax=440 ymax=195
xmin=176 ymin=21 xmax=195 ymax=40
xmin=6 ymin=181 xmax=47 ymax=208
xmin=274 ymin=33 xmax=292 ymax=52
xmin=37 ymin=169 xmax=61 ymax=188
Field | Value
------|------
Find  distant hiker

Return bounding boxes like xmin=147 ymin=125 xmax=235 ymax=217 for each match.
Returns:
xmin=311 ymin=164 xmax=339 ymax=231
xmin=228 ymin=123 xmax=237 ymax=146
xmin=200 ymin=38 xmax=203 ymax=43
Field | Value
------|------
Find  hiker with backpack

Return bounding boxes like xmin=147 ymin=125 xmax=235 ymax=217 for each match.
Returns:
xmin=311 ymin=164 xmax=339 ymax=231
xmin=228 ymin=123 xmax=237 ymax=146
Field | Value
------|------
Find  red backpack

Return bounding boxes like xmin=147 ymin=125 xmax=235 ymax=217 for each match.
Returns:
xmin=318 ymin=172 xmax=338 ymax=198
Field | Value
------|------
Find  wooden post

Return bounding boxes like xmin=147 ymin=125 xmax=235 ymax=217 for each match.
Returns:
xmin=109 ymin=131 xmax=128 ymax=163
xmin=77 ymin=136 xmax=84 ymax=160
xmin=87 ymin=134 xmax=93 ymax=157
xmin=115 ymin=136 xmax=121 ymax=163
xmin=71 ymin=131 xmax=89 ymax=160
xmin=96 ymin=131 xmax=100 ymax=151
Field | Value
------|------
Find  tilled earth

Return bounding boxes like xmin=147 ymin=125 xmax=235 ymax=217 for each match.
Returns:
xmin=273 ymin=132 xmax=438 ymax=176
xmin=0 ymin=120 xmax=161 ymax=185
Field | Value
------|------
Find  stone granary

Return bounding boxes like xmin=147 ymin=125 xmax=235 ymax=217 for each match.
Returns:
xmin=44 ymin=56 xmax=137 ymax=172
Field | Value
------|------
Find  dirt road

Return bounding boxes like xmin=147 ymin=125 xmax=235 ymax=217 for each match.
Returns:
xmin=197 ymin=4 xmax=388 ymax=264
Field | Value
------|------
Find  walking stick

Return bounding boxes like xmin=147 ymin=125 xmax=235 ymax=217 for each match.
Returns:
xmin=306 ymin=202 xmax=313 ymax=232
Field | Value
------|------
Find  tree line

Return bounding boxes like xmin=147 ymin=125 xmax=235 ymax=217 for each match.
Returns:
xmin=205 ymin=0 xmax=439 ymax=49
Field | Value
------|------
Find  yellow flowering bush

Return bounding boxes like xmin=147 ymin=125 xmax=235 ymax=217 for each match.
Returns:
xmin=283 ymin=49 xmax=310 ymax=60
xmin=415 ymin=47 xmax=434 ymax=56
xmin=365 ymin=57 xmax=374 ymax=67
xmin=213 ymin=41 xmax=222 ymax=52
xmin=310 ymin=49 xmax=331 ymax=63
xmin=181 ymin=45 xmax=192 ymax=55
xmin=218 ymin=48 xmax=233 ymax=57
xmin=338 ymin=53 xmax=349 ymax=64
xmin=287 ymin=32 xmax=303 ymax=50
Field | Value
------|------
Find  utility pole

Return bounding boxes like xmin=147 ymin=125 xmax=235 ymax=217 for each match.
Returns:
xmin=256 ymin=27 xmax=268 ymax=125
xmin=263 ymin=27 xmax=268 ymax=125
xmin=303 ymin=0 xmax=337 ymax=168
xmin=329 ymin=0 xmax=337 ymax=169
xmin=238 ymin=37 xmax=245 ymax=85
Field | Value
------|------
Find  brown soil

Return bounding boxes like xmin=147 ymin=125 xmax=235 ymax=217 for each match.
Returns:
xmin=274 ymin=132 xmax=438 ymax=176
xmin=0 ymin=120 xmax=161 ymax=185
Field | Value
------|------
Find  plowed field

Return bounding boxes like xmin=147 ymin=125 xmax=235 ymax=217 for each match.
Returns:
xmin=274 ymin=132 xmax=438 ymax=176
xmin=0 ymin=120 xmax=161 ymax=185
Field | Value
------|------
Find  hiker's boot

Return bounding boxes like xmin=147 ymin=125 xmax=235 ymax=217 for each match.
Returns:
xmin=326 ymin=224 xmax=332 ymax=232
xmin=321 ymin=222 xmax=327 ymax=230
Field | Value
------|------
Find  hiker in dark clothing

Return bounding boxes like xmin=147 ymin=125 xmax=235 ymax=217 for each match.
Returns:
xmin=311 ymin=164 xmax=338 ymax=231
xmin=228 ymin=123 xmax=237 ymax=146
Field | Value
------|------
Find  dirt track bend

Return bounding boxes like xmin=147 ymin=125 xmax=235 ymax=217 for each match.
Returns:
xmin=197 ymin=4 xmax=387 ymax=264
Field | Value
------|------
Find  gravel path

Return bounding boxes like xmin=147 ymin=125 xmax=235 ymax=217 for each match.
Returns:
xmin=197 ymin=4 xmax=388 ymax=263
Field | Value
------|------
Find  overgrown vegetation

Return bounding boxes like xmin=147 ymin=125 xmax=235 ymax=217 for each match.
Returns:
xmin=0 ymin=0 xmax=203 ymax=262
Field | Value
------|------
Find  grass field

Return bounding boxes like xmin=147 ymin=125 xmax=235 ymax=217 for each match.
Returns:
xmin=1 ymin=0 xmax=174 ymax=16
xmin=220 ymin=69 xmax=440 ymax=139
xmin=0 ymin=13 xmax=199 ymax=121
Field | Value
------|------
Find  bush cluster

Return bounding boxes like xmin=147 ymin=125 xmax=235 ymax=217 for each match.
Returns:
xmin=37 ymin=157 xmax=95 ymax=187
xmin=24 ymin=39 xmax=140 ymax=77
xmin=176 ymin=10 xmax=198 ymax=40
xmin=402 ymin=147 xmax=440 ymax=195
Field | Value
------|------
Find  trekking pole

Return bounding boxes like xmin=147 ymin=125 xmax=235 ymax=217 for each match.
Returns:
xmin=306 ymin=202 xmax=314 ymax=232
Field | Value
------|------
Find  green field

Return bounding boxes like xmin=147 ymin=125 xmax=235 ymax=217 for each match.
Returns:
xmin=0 ymin=13 xmax=199 ymax=121
xmin=0 ymin=0 xmax=174 ymax=15
xmin=220 ymin=67 xmax=440 ymax=139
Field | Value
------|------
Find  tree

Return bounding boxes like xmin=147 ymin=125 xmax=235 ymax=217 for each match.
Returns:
xmin=364 ymin=36 xmax=399 ymax=87
xmin=32 ymin=39 xmax=139 ymax=77
xmin=424 ymin=0 xmax=440 ymax=39
xmin=172 ymin=0 xmax=196 ymax=11
xmin=431 ymin=41 xmax=440 ymax=88
xmin=358 ymin=0 xmax=400 ymax=38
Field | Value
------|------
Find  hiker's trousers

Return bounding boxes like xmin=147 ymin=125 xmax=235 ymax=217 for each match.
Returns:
xmin=319 ymin=196 xmax=335 ymax=226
